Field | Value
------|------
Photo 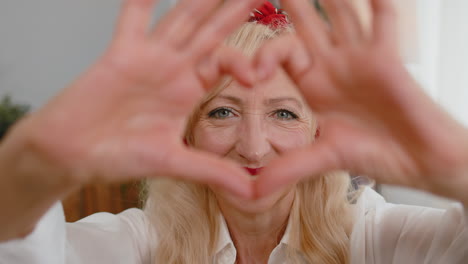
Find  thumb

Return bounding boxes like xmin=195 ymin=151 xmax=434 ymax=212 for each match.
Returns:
xmin=255 ymin=140 xmax=340 ymax=197
xmin=162 ymin=147 xmax=255 ymax=199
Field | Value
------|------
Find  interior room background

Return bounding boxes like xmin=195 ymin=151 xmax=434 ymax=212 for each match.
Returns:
xmin=1 ymin=0 xmax=467 ymax=220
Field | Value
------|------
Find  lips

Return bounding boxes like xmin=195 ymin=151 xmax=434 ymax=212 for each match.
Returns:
xmin=244 ymin=167 xmax=263 ymax=176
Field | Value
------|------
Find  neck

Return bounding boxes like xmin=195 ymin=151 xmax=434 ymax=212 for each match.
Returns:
xmin=218 ymin=188 xmax=296 ymax=264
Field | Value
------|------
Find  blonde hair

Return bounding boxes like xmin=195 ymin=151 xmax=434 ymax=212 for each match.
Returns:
xmin=143 ymin=22 xmax=355 ymax=264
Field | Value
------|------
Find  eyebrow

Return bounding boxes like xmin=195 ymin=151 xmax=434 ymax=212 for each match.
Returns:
xmin=215 ymin=95 xmax=304 ymax=109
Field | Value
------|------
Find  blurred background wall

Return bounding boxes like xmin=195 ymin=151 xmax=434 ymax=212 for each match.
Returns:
xmin=1 ymin=0 xmax=468 ymax=214
xmin=0 ymin=0 xmax=173 ymax=109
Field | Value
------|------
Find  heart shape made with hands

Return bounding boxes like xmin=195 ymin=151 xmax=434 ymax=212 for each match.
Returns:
xmin=27 ymin=0 xmax=466 ymax=205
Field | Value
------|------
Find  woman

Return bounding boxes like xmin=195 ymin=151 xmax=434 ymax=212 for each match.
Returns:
xmin=1 ymin=0 xmax=468 ymax=263
xmin=145 ymin=13 xmax=352 ymax=263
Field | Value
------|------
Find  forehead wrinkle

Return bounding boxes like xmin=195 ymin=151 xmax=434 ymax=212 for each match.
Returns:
xmin=212 ymin=94 xmax=304 ymax=109
xmin=265 ymin=97 xmax=304 ymax=110
xmin=215 ymin=94 xmax=243 ymax=105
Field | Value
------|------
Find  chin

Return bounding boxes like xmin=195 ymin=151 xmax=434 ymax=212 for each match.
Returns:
xmin=211 ymin=186 xmax=294 ymax=215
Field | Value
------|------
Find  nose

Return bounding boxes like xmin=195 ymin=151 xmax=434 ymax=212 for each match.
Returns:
xmin=235 ymin=114 xmax=271 ymax=165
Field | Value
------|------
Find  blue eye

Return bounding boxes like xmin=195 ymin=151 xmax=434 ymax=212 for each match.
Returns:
xmin=208 ymin=107 xmax=234 ymax=119
xmin=275 ymin=109 xmax=298 ymax=120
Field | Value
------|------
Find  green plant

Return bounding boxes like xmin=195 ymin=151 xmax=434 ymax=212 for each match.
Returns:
xmin=0 ymin=95 xmax=30 ymax=140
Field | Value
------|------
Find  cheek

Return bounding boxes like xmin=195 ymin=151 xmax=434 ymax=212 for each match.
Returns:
xmin=268 ymin=124 xmax=312 ymax=151
xmin=193 ymin=122 xmax=238 ymax=156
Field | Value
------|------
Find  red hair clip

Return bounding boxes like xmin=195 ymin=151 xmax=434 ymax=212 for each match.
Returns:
xmin=248 ymin=1 xmax=289 ymax=28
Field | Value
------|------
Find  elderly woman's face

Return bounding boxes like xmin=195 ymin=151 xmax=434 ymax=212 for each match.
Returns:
xmin=193 ymin=70 xmax=314 ymax=213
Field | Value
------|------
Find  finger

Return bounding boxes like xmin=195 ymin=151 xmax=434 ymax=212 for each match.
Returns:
xmin=186 ymin=0 xmax=265 ymax=60
xmin=254 ymin=34 xmax=338 ymax=113
xmin=151 ymin=0 xmax=221 ymax=46
xmin=255 ymin=35 xmax=311 ymax=82
xmin=320 ymin=0 xmax=365 ymax=44
xmin=255 ymin=141 xmax=340 ymax=197
xmin=166 ymin=148 xmax=255 ymax=199
xmin=115 ymin=0 xmax=159 ymax=41
xmin=198 ymin=46 xmax=256 ymax=90
xmin=370 ymin=0 xmax=398 ymax=44
xmin=281 ymin=0 xmax=331 ymax=55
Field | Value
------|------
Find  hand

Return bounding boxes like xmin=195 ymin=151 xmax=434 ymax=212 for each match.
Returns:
xmin=8 ymin=0 xmax=265 ymax=198
xmin=254 ymin=0 xmax=468 ymax=202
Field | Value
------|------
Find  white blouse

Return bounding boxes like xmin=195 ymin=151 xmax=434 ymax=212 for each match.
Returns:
xmin=1 ymin=187 xmax=467 ymax=264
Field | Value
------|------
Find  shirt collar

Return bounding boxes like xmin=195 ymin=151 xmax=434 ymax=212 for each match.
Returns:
xmin=214 ymin=213 xmax=294 ymax=261
xmin=215 ymin=215 xmax=234 ymax=254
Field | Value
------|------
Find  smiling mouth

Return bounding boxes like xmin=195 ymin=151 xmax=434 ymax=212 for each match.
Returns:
xmin=243 ymin=167 xmax=263 ymax=176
